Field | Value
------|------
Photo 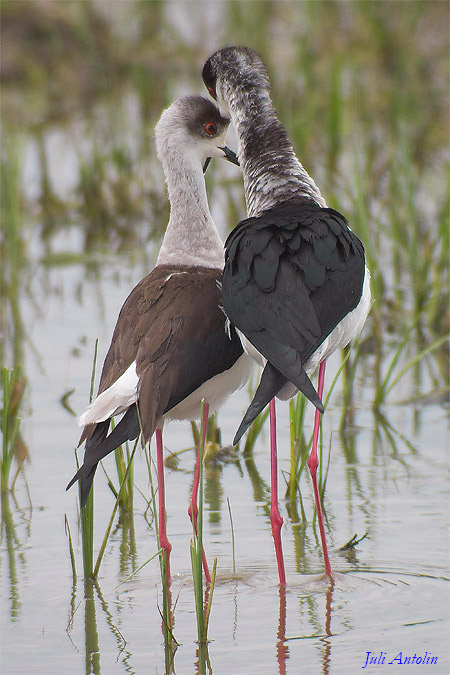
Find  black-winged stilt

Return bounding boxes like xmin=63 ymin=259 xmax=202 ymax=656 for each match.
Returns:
xmin=203 ymin=47 xmax=371 ymax=583
xmin=67 ymin=95 xmax=253 ymax=583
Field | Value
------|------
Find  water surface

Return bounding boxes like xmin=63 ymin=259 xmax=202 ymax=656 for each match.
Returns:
xmin=2 ymin=2 xmax=448 ymax=673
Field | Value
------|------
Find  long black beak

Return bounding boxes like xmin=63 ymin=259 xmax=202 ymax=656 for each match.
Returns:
xmin=202 ymin=146 xmax=240 ymax=174
xmin=220 ymin=145 xmax=240 ymax=166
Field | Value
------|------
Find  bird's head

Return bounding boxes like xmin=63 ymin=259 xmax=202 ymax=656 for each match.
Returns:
xmin=155 ymin=95 xmax=239 ymax=173
xmin=202 ymin=46 xmax=271 ymax=117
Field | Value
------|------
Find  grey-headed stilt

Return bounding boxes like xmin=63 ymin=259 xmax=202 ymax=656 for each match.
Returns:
xmin=203 ymin=47 xmax=371 ymax=582
xmin=67 ymin=95 xmax=253 ymax=583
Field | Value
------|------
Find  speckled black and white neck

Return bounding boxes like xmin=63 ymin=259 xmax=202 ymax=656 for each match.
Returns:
xmin=203 ymin=47 xmax=325 ymax=217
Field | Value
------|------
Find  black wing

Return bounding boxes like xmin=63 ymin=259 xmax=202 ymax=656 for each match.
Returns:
xmin=222 ymin=199 xmax=365 ymax=442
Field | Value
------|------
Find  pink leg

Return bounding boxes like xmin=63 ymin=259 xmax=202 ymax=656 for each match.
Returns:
xmin=187 ymin=402 xmax=211 ymax=583
xmin=270 ymin=398 xmax=286 ymax=586
xmin=156 ymin=427 xmax=172 ymax=584
xmin=307 ymin=360 xmax=332 ymax=576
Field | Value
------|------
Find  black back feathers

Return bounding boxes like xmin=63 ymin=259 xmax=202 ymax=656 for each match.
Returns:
xmin=222 ymin=199 xmax=365 ymax=441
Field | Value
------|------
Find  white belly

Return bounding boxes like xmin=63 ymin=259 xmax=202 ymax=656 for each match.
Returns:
xmin=165 ymin=352 xmax=254 ymax=422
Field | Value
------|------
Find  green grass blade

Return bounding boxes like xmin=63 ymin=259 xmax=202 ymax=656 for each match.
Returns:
xmin=382 ymin=332 xmax=450 ymax=400
xmin=81 ymin=489 xmax=94 ymax=579
xmin=203 ymin=557 xmax=218 ymax=641
xmin=65 ymin=513 xmax=77 ymax=583
xmin=93 ymin=438 xmax=138 ymax=578
xmin=114 ymin=549 xmax=162 ymax=589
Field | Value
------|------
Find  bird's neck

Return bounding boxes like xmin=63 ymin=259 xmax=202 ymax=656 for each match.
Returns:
xmin=156 ymin=152 xmax=224 ymax=268
xmin=226 ymin=86 xmax=326 ymax=217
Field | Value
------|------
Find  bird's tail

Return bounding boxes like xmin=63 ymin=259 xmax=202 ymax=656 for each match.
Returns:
xmin=282 ymin=362 xmax=324 ymax=415
xmin=66 ymin=404 xmax=140 ymax=507
xmin=233 ymin=363 xmax=286 ymax=445
xmin=233 ymin=361 xmax=324 ymax=446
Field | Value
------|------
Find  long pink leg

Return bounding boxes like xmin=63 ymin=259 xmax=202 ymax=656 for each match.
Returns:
xmin=307 ymin=360 xmax=332 ymax=576
xmin=270 ymin=398 xmax=286 ymax=586
xmin=187 ymin=402 xmax=211 ymax=583
xmin=156 ymin=427 xmax=172 ymax=584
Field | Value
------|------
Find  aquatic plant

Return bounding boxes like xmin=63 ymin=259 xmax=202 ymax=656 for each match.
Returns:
xmin=77 ymin=341 xmax=98 ymax=579
xmin=1 ymin=368 xmax=25 ymax=493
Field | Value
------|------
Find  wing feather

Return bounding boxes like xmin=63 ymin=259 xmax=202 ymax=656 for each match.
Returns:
xmin=68 ymin=265 xmax=243 ymax=501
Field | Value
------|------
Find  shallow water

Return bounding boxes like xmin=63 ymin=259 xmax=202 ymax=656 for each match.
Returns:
xmin=1 ymin=249 xmax=449 ymax=674
xmin=2 ymin=2 xmax=449 ymax=673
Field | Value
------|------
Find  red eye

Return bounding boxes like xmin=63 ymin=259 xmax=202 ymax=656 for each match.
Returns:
xmin=208 ymin=86 xmax=216 ymax=100
xmin=205 ymin=121 xmax=217 ymax=136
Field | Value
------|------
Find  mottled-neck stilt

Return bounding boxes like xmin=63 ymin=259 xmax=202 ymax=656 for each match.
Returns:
xmin=203 ymin=47 xmax=371 ymax=583
xmin=67 ymin=95 xmax=253 ymax=583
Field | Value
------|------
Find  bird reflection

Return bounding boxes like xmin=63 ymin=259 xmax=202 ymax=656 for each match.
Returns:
xmin=319 ymin=577 xmax=335 ymax=675
xmin=276 ymin=585 xmax=289 ymax=674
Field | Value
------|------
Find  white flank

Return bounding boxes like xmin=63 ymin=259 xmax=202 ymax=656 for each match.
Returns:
xmin=166 ymin=353 xmax=254 ymax=422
